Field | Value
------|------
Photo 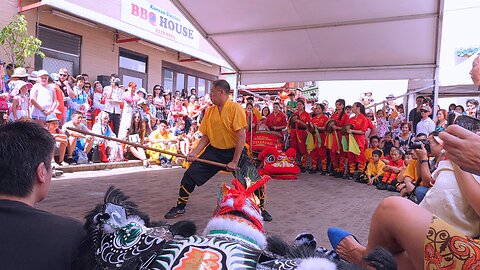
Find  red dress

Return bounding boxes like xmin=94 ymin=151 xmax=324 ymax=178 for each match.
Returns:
xmin=289 ymin=111 xmax=311 ymax=155
xmin=266 ymin=111 xmax=287 ymax=132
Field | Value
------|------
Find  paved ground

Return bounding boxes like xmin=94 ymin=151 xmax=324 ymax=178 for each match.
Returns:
xmin=38 ymin=166 xmax=396 ymax=248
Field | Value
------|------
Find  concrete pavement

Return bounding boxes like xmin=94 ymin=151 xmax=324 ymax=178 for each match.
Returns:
xmin=38 ymin=166 xmax=395 ymax=248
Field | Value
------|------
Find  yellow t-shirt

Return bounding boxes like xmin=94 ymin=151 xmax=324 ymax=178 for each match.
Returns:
xmin=150 ymin=129 xmax=173 ymax=141
xmin=403 ymin=159 xmax=422 ymax=184
xmin=366 ymin=160 xmax=385 ymax=177
xmin=364 ymin=147 xmax=384 ymax=163
xmin=199 ymin=99 xmax=247 ymax=149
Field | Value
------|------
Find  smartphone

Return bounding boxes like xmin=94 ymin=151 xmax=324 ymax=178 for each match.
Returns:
xmin=450 ymin=113 xmax=480 ymax=132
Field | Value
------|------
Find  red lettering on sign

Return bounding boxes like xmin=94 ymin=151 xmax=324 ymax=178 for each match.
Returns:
xmin=131 ymin=3 xmax=139 ymax=16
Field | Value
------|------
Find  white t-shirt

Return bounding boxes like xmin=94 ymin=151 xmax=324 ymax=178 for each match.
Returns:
xmin=30 ymin=83 xmax=55 ymax=117
xmin=420 ymin=160 xmax=480 ymax=237
xmin=416 ymin=117 xmax=435 ymax=135
xmin=61 ymin=121 xmax=89 ymax=137
xmin=103 ymin=86 xmax=123 ymax=114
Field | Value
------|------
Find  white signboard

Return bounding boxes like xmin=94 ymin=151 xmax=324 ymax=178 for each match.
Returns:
xmin=121 ymin=0 xmax=200 ymax=49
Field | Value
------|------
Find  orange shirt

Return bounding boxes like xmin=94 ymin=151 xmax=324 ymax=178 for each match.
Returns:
xmin=266 ymin=111 xmax=287 ymax=130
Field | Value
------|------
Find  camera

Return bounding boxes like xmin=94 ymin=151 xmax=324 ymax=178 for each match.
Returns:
xmin=409 ymin=140 xmax=431 ymax=153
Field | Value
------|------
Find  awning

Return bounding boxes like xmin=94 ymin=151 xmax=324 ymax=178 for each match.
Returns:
xmin=170 ymin=0 xmax=442 ymax=84
xmin=39 ymin=0 xmax=231 ymax=68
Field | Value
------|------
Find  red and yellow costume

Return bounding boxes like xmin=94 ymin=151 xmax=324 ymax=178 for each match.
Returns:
xmin=309 ymin=113 xmax=329 ymax=171
xmin=329 ymin=111 xmax=350 ymax=174
xmin=346 ymin=113 xmax=369 ymax=174
xmin=289 ymin=111 xmax=310 ymax=168
xmin=266 ymin=111 xmax=287 ymax=134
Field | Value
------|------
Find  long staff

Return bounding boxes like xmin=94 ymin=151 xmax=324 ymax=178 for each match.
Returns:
xmin=66 ymin=127 xmax=227 ymax=169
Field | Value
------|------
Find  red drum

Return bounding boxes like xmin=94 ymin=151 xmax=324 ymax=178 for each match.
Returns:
xmin=251 ymin=131 xmax=283 ymax=152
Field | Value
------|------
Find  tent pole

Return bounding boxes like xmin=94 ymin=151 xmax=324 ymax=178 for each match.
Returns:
xmin=433 ymin=0 xmax=445 ymax=117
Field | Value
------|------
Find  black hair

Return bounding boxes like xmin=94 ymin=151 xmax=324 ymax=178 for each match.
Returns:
xmin=158 ymin=119 xmax=168 ymax=126
xmin=212 ymin=79 xmax=230 ymax=93
xmin=370 ymin=135 xmax=380 ymax=143
xmin=153 ymin=85 xmax=163 ymax=98
xmin=466 ymin=99 xmax=479 ymax=106
xmin=372 ymin=150 xmax=383 ymax=157
xmin=273 ymin=102 xmax=281 ymax=107
xmin=416 ymin=133 xmax=427 ymax=139
xmin=296 ymin=99 xmax=305 ymax=106
xmin=0 ymin=122 xmax=55 ymax=197
xmin=246 ymin=96 xmax=254 ymax=101
xmin=335 ymin=99 xmax=346 ymax=120
xmin=315 ymin=103 xmax=325 ymax=112
xmin=448 ymin=103 xmax=456 ymax=110
xmin=345 ymin=105 xmax=352 ymax=110
xmin=455 ymin=105 xmax=465 ymax=112
xmin=416 ymin=95 xmax=426 ymax=101
xmin=72 ymin=110 xmax=83 ymax=118
xmin=353 ymin=102 xmax=366 ymax=116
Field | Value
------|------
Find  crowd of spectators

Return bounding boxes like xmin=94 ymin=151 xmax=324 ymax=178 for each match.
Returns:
xmin=1 ymin=60 xmax=480 ymax=192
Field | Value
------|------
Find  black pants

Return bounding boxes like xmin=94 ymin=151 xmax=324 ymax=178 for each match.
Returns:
xmin=109 ymin=113 xmax=121 ymax=136
xmin=177 ymin=146 xmax=266 ymax=209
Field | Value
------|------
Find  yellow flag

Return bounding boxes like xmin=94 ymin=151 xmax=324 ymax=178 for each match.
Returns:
xmin=348 ymin=134 xmax=361 ymax=155
xmin=306 ymin=132 xmax=315 ymax=153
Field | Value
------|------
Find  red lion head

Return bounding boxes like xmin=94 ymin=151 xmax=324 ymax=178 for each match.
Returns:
xmin=258 ymin=147 xmax=300 ymax=180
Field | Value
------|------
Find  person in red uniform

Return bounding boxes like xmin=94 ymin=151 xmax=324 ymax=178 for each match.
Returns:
xmin=330 ymin=99 xmax=350 ymax=178
xmin=309 ymin=103 xmax=329 ymax=174
xmin=345 ymin=102 xmax=369 ymax=180
xmin=266 ymin=102 xmax=287 ymax=134
xmin=289 ymin=99 xmax=310 ymax=172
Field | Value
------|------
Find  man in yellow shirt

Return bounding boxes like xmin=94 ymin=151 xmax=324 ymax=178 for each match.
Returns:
xmin=164 ymin=80 xmax=272 ymax=221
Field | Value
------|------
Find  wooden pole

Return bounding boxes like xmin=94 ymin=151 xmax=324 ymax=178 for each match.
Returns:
xmin=66 ymin=127 xmax=227 ymax=169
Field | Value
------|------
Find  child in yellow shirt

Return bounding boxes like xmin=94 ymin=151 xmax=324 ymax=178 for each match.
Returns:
xmin=359 ymin=150 xmax=385 ymax=185
xmin=364 ymin=136 xmax=384 ymax=164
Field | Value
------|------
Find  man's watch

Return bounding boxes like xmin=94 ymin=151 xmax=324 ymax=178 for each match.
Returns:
xmin=420 ymin=159 xmax=429 ymax=164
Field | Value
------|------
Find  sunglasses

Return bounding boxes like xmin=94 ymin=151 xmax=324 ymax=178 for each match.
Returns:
xmin=59 ymin=74 xmax=68 ymax=77
xmin=420 ymin=110 xmax=429 ymax=113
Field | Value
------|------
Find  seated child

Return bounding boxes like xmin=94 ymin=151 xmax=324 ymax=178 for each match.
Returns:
xmin=379 ymin=132 xmax=394 ymax=159
xmin=147 ymin=120 xmax=178 ymax=167
xmin=358 ymin=150 xmax=385 ymax=185
xmin=376 ymin=147 xmax=404 ymax=190
xmin=364 ymin=136 xmax=384 ymax=164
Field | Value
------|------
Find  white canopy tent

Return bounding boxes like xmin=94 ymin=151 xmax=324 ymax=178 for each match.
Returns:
xmin=170 ymin=0 xmax=443 ymax=86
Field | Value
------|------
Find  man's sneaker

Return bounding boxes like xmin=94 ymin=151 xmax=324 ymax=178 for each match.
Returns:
xmin=164 ymin=205 xmax=185 ymax=219
xmin=309 ymin=169 xmax=317 ymax=174
xmin=166 ymin=160 xmax=173 ymax=168
xmin=320 ymin=170 xmax=327 ymax=175
xmin=300 ymin=167 xmax=306 ymax=173
xmin=262 ymin=209 xmax=273 ymax=222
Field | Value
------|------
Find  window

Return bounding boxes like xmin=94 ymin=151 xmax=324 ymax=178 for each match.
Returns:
xmin=35 ymin=25 xmax=81 ymax=75
xmin=118 ymin=48 xmax=148 ymax=89
xmin=176 ymin=73 xmax=185 ymax=96
xmin=163 ymin=69 xmax=174 ymax=93
xmin=162 ymin=61 xmax=217 ymax=98
xmin=187 ymin=75 xmax=196 ymax=95
xmin=198 ymin=78 xmax=205 ymax=97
